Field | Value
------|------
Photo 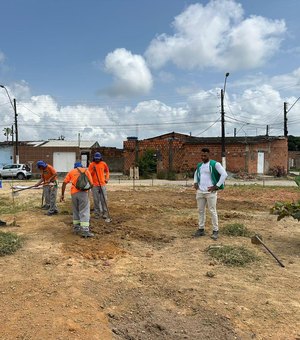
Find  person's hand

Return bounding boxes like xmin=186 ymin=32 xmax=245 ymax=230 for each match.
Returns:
xmin=193 ymin=183 xmax=199 ymax=190
xmin=208 ymin=185 xmax=219 ymax=192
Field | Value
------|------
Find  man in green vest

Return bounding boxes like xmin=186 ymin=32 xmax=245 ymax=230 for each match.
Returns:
xmin=193 ymin=148 xmax=227 ymax=240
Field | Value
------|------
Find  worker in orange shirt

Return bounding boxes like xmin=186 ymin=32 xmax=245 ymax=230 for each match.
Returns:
xmin=88 ymin=152 xmax=110 ymax=219
xmin=60 ymin=162 xmax=94 ymax=238
xmin=35 ymin=160 xmax=58 ymax=216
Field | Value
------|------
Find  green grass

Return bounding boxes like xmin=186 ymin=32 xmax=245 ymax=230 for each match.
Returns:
xmin=221 ymin=223 xmax=253 ymax=237
xmin=206 ymin=245 xmax=259 ymax=267
xmin=0 ymin=231 xmax=22 ymax=256
xmin=0 ymin=195 xmax=38 ymax=214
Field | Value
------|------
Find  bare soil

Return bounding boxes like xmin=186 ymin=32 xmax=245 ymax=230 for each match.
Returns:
xmin=0 ymin=181 xmax=299 ymax=340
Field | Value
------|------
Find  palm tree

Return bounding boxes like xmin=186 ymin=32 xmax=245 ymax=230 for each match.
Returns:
xmin=3 ymin=127 xmax=12 ymax=141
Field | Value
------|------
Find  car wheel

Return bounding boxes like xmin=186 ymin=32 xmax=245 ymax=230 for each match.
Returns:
xmin=17 ymin=173 xmax=26 ymax=180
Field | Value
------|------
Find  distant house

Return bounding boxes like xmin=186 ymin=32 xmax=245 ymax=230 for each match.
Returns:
xmin=288 ymin=151 xmax=300 ymax=169
xmin=0 ymin=141 xmax=14 ymax=166
xmin=123 ymin=132 xmax=288 ymax=175
xmin=18 ymin=140 xmax=123 ymax=174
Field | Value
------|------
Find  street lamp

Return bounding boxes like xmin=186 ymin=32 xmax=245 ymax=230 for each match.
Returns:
xmin=221 ymin=72 xmax=230 ymax=169
xmin=0 ymin=85 xmax=19 ymax=164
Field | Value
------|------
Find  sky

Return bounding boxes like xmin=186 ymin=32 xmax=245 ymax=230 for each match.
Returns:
xmin=0 ymin=0 xmax=300 ymax=149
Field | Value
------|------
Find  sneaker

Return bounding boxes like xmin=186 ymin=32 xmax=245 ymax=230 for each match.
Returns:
xmin=194 ymin=229 xmax=205 ymax=237
xmin=0 ymin=220 xmax=7 ymax=226
xmin=211 ymin=231 xmax=219 ymax=241
xmin=102 ymin=214 xmax=108 ymax=219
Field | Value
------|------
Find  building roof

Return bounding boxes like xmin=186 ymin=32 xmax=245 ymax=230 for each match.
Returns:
xmin=40 ymin=140 xmax=100 ymax=148
xmin=143 ymin=132 xmax=287 ymax=145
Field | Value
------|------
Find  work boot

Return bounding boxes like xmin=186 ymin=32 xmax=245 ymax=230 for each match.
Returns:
xmin=80 ymin=228 xmax=94 ymax=238
xmin=211 ymin=231 xmax=219 ymax=241
xmin=194 ymin=229 xmax=205 ymax=237
xmin=45 ymin=210 xmax=58 ymax=216
xmin=73 ymin=225 xmax=81 ymax=235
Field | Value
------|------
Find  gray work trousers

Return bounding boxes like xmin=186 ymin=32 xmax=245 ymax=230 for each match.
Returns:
xmin=92 ymin=186 xmax=108 ymax=217
xmin=44 ymin=185 xmax=58 ymax=213
xmin=72 ymin=191 xmax=90 ymax=228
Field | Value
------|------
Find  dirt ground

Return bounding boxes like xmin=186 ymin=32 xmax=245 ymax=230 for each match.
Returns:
xmin=0 ymin=180 xmax=299 ymax=340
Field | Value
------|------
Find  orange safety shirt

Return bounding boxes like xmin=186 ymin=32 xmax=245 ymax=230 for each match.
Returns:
xmin=41 ymin=164 xmax=57 ymax=182
xmin=88 ymin=161 xmax=110 ymax=186
xmin=63 ymin=167 xmax=93 ymax=195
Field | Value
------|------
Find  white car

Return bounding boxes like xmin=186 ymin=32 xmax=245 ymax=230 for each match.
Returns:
xmin=0 ymin=164 xmax=32 ymax=180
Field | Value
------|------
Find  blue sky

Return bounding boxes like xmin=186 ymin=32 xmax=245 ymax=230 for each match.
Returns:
xmin=0 ymin=0 xmax=300 ymax=148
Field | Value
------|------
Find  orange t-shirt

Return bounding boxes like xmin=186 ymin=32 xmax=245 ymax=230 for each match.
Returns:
xmin=41 ymin=164 xmax=57 ymax=182
xmin=63 ymin=167 xmax=93 ymax=195
xmin=88 ymin=161 xmax=110 ymax=186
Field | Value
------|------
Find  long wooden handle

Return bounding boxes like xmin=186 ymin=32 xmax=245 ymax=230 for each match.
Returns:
xmin=255 ymin=235 xmax=285 ymax=268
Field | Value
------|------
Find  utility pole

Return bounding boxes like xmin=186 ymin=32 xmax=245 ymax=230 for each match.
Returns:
xmin=14 ymin=99 xmax=19 ymax=164
xmin=266 ymin=125 xmax=269 ymax=136
xmin=0 ymin=85 xmax=19 ymax=164
xmin=221 ymin=72 xmax=230 ymax=169
xmin=284 ymin=102 xmax=288 ymax=137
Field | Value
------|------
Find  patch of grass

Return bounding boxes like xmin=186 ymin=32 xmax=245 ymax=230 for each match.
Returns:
xmin=206 ymin=245 xmax=259 ymax=267
xmin=0 ymin=231 xmax=22 ymax=256
xmin=0 ymin=195 xmax=38 ymax=214
xmin=221 ymin=223 xmax=252 ymax=237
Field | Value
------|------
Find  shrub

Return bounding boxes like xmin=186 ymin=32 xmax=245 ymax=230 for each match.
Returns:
xmin=0 ymin=231 xmax=22 ymax=256
xmin=269 ymin=166 xmax=286 ymax=177
xmin=206 ymin=245 xmax=259 ymax=267
xmin=222 ymin=223 xmax=252 ymax=237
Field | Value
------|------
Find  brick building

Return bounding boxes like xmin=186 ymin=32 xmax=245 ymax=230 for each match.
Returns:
xmin=123 ymin=132 xmax=288 ymax=175
xmin=288 ymin=151 xmax=300 ymax=169
xmin=17 ymin=140 xmax=123 ymax=174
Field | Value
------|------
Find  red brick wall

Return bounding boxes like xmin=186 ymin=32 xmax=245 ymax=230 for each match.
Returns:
xmin=123 ymin=137 xmax=288 ymax=175
xmin=19 ymin=145 xmax=124 ymax=174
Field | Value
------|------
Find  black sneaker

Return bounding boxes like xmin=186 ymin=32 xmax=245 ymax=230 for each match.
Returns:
xmin=211 ymin=231 xmax=219 ymax=240
xmin=0 ymin=220 xmax=7 ymax=226
xmin=194 ymin=229 xmax=205 ymax=237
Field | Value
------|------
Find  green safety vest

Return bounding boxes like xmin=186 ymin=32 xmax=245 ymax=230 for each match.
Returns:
xmin=196 ymin=160 xmax=224 ymax=190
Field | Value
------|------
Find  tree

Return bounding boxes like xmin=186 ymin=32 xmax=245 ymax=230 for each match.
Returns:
xmin=137 ymin=149 xmax=157 ymax=178
xmin=3 ymin=127 xmax=12 ymax=142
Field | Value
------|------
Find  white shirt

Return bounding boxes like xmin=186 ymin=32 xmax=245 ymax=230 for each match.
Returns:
xmin=193 ymin=161 xmax=227 ymax=193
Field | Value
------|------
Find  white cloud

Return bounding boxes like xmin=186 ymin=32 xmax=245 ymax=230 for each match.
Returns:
xmin=145 ymin=0 xmax=286 ymax=71
xmin=103 ymin=48 xmax=153 ymax=96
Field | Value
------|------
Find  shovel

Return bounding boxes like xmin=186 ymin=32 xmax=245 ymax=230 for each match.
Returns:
xmin=251 ymin=234 xmax=285 ymax=268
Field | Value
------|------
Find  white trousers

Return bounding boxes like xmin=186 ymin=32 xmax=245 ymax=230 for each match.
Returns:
xmin=196 ymin=191 xmax=218 ymax=232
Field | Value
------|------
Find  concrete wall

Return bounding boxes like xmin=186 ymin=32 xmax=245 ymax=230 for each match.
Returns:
xmin=0 ymin=145 xmax=13 ymax=166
